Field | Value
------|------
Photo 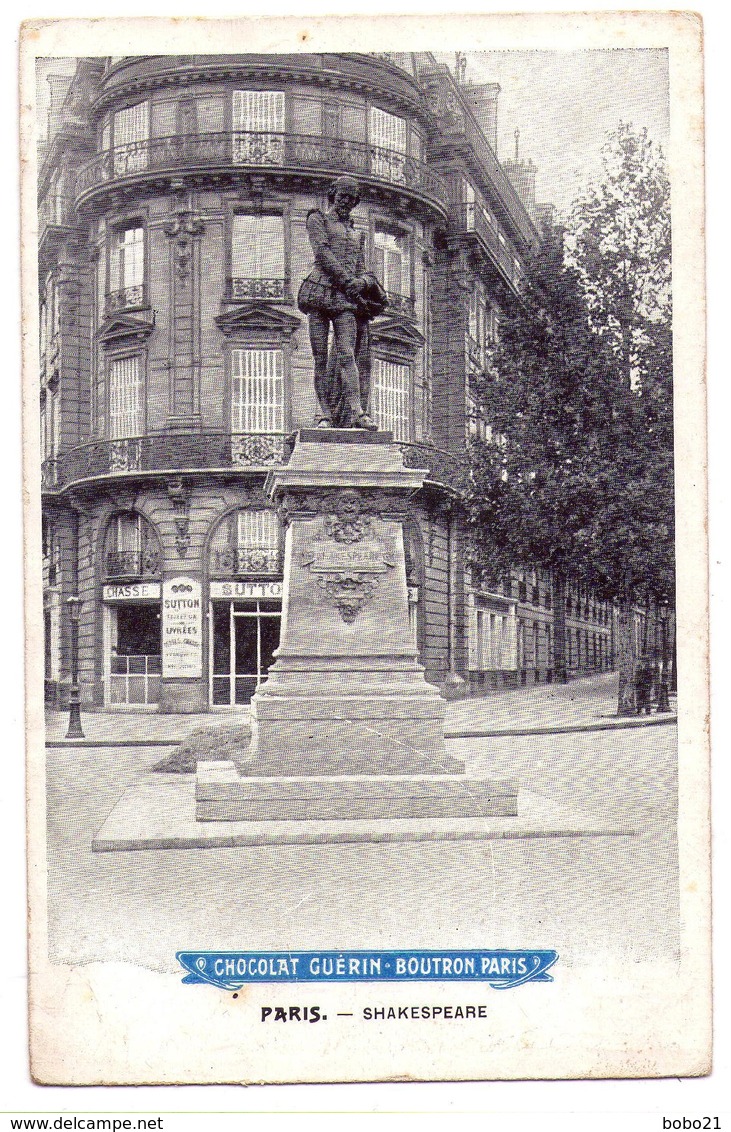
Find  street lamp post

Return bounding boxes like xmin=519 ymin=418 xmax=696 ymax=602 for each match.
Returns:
xmin=656 ymin=597 xmax=670 ymax=714
xmin=65 ymin=594 xmax=84 ymax=739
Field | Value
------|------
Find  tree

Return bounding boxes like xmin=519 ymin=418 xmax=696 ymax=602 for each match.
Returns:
xmin=466 ymin=123 xmax=674 ymax=714
xmin=568 ymin=123 xmax=674 ymax=713
xmin=466 ymin=227 xmax=620 ymax=685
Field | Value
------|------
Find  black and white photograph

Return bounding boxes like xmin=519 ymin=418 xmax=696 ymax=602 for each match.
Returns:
xmin=18 ymin=12 xmax=709 ymax=1094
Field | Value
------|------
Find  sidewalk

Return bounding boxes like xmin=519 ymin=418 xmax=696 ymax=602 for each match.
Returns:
xmin=44 ymin=671 xmax=676 ymax=746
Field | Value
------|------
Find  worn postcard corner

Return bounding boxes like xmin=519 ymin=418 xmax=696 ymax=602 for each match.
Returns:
xmin=21 ymin=11 xmax=709 ymax=1086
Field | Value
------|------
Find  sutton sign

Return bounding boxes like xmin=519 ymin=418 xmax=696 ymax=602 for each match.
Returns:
xmin=162 ymin=576 xmax=203 ymax=678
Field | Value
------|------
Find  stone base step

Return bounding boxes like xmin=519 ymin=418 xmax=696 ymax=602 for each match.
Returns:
xmin=195 ymin=761 xmax=518 ymax=822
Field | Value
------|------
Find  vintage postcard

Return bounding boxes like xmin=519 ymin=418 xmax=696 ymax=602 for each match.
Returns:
xmin=20 ymin=12 xmax=709 ymax=1085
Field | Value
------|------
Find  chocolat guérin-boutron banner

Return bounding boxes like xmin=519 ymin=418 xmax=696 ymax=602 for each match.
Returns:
xmin=177 ymin=950 xmax=558 ymax=991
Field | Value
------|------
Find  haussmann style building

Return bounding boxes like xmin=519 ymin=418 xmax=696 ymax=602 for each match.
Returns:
xmin=38 ymin=52 xmax=618 ymax=713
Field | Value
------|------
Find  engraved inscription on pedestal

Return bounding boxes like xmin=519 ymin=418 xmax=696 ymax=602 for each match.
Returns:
xmin=299 ymin=488 xmax=396 ymax=623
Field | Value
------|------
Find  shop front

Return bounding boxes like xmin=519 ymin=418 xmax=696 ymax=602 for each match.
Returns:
xmin=102 ymin=581 xmax=162 ymax=707
xmin=209 ymin=581 xmax=282 ymax=706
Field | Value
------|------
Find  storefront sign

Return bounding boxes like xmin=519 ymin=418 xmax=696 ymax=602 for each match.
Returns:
xmin=210 ymin=581 xmax=283 ymax=600
xmin=162 ymin=576 xmax=203 ymax=678
xmin=102 ymin=582 xmax=161 ymax=602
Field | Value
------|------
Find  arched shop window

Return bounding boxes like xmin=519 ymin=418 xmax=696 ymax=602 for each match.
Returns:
xmin=104 ymin=511 xmax=161 ymax=579
xmin=209 ymin=509 xmax=281 ymax=576
xmin=102 ymin=512 xmax=162 ymax=707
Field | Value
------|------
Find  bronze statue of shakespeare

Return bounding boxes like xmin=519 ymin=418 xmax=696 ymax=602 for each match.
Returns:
xmin=298 ymin=176 xmax=388 ymax=430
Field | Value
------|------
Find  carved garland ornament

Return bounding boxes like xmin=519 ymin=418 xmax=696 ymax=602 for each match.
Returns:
xmin=299 ymin=489 xmax=396 ymax=624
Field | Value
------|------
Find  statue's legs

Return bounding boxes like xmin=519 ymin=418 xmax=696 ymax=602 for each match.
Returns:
xmin=356 ymin=320 xmax=370 ymax=413
xmin=309 ymin=311 xmax=375 ymax=428
xmin=308 ymin=311 xmax=334 ymax=424
xmin=332 ymin=310 xmax=369 ymax=426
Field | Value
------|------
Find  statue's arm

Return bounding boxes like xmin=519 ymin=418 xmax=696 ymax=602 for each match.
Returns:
xmin=306 ymin=211 xmax=355 ymax=290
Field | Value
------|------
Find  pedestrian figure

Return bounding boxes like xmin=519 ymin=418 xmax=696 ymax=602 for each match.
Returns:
xmin=635 ymin=651 xmax=653 ymax=715
xmin=298 ymin=175 xmax=388 ymax=429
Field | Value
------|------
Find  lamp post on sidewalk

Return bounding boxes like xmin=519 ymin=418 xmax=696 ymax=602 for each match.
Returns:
xmin=65 ymin=594 xmax=84 ymax=739
xmin=656 ymin=596 xmax=670 ymax=714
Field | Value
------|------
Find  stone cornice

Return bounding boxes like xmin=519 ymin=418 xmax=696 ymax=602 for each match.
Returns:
xmin=92 ymin=56 xmax=432 ymax=130
xmin=215 ymin=302 xmax=301 ymax=337
xmin=97 ymin=311 xmax=155 ymax=347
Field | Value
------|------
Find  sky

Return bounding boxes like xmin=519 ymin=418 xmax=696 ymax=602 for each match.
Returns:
xmin=454 ymin=49 xmax=670 ymax=219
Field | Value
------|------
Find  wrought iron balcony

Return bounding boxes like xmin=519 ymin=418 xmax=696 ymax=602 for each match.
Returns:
xmin=105 ymin=549 xmax=162 ymax=579
xmin=210 ymin=545 xmax=281 ymax=577
xmin=105 ymin=284 xmax=148 ymax=314
xmin=385 ymin=291 xmax=416 ymax=317
xmin=227 ymin=277 xmax=289 ymax=302
xmin=452 ymin=204 xmax=523 ymax=291
xmin=398 ymin=442 xmax=467 ymax=495
xmin=49 ymin=431 xmax=289 ymax=490
xmin=43 ymin=432 xmax=466 ymax=498
xmin=74 ymin=131 xmax=448 ymax=215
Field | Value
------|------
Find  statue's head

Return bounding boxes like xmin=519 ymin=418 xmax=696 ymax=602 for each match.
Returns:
xmin=327 ymin=175 xmax=361 ymax=210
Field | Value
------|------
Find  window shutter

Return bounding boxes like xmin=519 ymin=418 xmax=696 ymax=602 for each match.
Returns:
xmin=237 ymin=509 xmax=279 ymax=552
xmin=111 ymin=227 xmax=144 ymax=292
xmin=113 ymin=102 xmax=149 ymax=174
xmin=369 ymin=107 xmax=406 ymax=154
xmin=109 ymin=355 xmax=143 ymax=438
xmin=231 ymin=215 xmax=285 ymax=282
xmin=233 ymin=91 xmax=284 ymax=164
xmin=231 ymin=348 xmax=284 ymax=433
xmin=374 ymin=227 xmax=409 ymax=296
xmin=372 ymin=359 xmax=410 ymax=441
xmin=116 ymin=513 xmax=142 ymax=555
xmin=369 ymin=108 xmax=407 ymax=183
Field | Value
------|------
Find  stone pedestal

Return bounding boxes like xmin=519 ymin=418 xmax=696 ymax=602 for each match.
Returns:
xmin=196 ymin=430 xmax=517 ymax=820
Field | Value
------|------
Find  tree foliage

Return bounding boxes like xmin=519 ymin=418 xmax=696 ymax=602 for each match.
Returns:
xmin=466 ymin=123 xmax=674 ymax=711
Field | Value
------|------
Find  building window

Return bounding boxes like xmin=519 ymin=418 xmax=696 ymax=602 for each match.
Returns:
xmin=466 ymin=394 xmax=490 ymax=443
xmin=372 ymin=358 xmax=410 ymax=441
xmin=105 ymin=512 xmax=161 ymax=579
xmin=229 ymin=214 xmax=286 ymax=301
xmin=40 ymin=389 xmax=60 ymax=464
xmin=373 ymin=224 xmax=411 ymax=312
xmin=231 ymin=348 xmax=284 ymax=433
xmin=468 ymin=280 xmax=499 ymax=368
xmin=210 ymin=508 xmax=281 ymax=576
xmin=233 ymin=90 xmax=285 ymax=165
xmin=108 ymin=224 xmax=145 ymax=312
xmin=109 ymin=354 xmax=143 ymax=439
xmin=369 ymin=106 xmax=407 ymax=183
xmin=463 ymin=179 xmax=476 ymax=228
xmin=40 ymin=396 xmax=47 ymax=465
xmin=112 ymin=101 xmax=149 ymax=175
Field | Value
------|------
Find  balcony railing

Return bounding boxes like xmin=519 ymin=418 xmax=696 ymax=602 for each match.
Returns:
xmin=48 ymin=431 xmax=289 ymax=489
xmin=75 ymin=131 xmax=448 ymax=213
xmin=386 ymin=291 xmax=416 ymax=318
xmin=452 ymin=203 xmax=523 ymax=290
xmin=227 ymin=277 xmax=289 ymax=302
xmin=398 ymin=442 xmax=467 ymax=494
xmin=105 ymin=284 xmax=148 ymax=314
xmin=43 ymin=433 xmax=466 ymax=497
xmin=105 ymin=549 xmax=162 ymax=579
xmin=210 ymin=545 xmax=280 ymax=576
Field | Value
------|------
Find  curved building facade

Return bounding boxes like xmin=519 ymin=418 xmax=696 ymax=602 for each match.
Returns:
xmin=39 ymin=52 xmax=615 ymax=712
